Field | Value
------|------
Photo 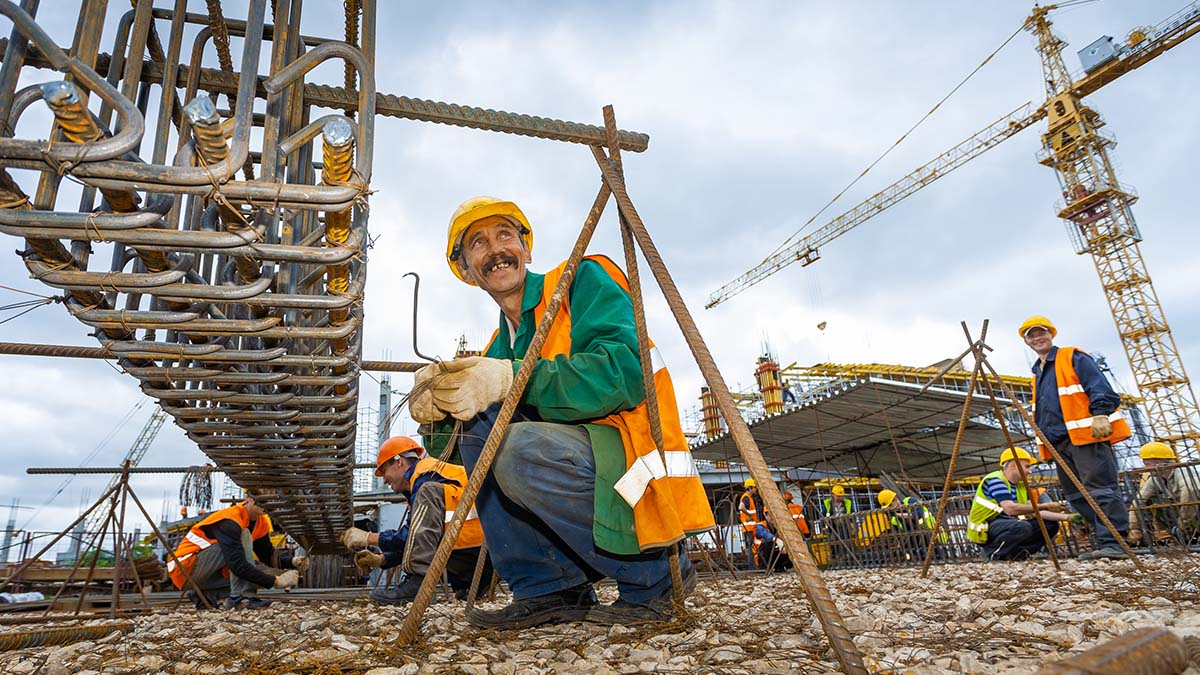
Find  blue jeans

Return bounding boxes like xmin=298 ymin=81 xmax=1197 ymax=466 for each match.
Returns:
xmin=981 ymin=517 xmax=1059 ymax=561
xmin=457 ymin=404 xmax=681 ymax=604
xmin=1054 ymin=439 xmax=1129 ymax=548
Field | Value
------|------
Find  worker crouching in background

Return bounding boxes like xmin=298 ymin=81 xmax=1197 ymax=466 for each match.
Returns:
xmin=168 ymin=495 xmax=304 ymax=609
xmin=738 ymin=479 xmax=764 ymax=568
xmin=411 ymin=197 xmax=715 ymax=628
xmin=1129 ymin=442 xmax=1200 ymax=546
xmin=340 ymin=436 xmax=492 ymax=605
xmin=968 ymin=448 xmax=1079 ymax=561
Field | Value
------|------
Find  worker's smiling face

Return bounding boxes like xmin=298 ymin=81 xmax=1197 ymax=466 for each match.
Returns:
xmin=458 ymin=217 xmax=530 ymax=297
xmin=1023 ymin=326 xmax=1054 ymax=356
xmin=381 ymin=456 xmax=414 ymax=494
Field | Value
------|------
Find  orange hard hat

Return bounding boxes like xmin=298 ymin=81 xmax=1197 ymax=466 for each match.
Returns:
xmin=375 ymin=436 xmax=423 ymax=476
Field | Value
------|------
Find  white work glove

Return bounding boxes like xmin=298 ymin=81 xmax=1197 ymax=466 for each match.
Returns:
xmin=429 ymin=356 xmax=514 ymax=421
xmin=1090 ymin=416 xmax=1113 ymax=439
xmin=340 ymin=526 xmax=370 ymax=550
xmin=354 ymin=550 xmax=385 ymax=574
xmin=410 ymin=362 xmax=448 ymax=424
xmin=274 ymin=569 xmax=300 ymax=589
xmin=292 ymin=555 xmax=310 ymax=575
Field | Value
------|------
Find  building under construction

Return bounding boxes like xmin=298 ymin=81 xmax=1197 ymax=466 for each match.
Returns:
xmin=0 ymin=1 xmax=1198 ymax=674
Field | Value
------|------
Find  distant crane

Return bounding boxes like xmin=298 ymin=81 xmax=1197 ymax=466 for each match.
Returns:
xmin=706 ymin=2 xmax=1200 ymax=453
xmin=77 ymin=407 xmax=168 ymax=539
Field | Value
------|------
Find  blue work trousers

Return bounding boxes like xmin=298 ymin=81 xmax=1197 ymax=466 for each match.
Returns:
xmin=1054 ymin=439 xmax=1129 ymax=548
xmin=457 ymin=404 xmax=680 ymax=604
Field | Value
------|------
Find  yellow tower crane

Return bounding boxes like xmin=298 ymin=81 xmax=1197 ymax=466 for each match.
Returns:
xmin=706 ymin=2 xmax=1200 ymax=453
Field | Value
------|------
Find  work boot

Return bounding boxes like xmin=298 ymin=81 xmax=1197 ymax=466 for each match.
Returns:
xmin=586 ymin=561 xmax=697 ymax=625
xmin=1082 ymin=546 xmax=1128 ymax=560
xmin=370 ymin=573 xmax=426 ymax=606
xmin=465 ymin=582 xmax=597 ymax=629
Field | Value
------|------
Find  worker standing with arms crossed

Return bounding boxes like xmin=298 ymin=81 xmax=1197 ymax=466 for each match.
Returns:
xmin=411 ymin=197 xmax=715 ymax=627
xmin=1021 ymin=316 xmax=1131 ymax=559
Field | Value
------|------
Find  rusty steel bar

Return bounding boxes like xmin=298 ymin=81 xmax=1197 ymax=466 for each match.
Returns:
xmin=398 ymin=180 xmax=614 ymax=645
xmin=1036 ymin=626 xmax=1196 ymax=674
xmin=602 ymin=105 xmax=686 ymax=607
xmin=591 ymin=146 xmax=867 ymax=675
xmin=0 ymin=621 xmax=133 ymax=651
xmin=919 ymin=340 xmax=983 ymax=577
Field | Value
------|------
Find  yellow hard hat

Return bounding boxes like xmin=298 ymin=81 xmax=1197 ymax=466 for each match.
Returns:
xmin=877 ymin=489 xmax=897 ymax=507
xmin=1018 ymin=315 xmax=1057 ymax=338
xmin=999 ymin=447 xmax=1035 ymax=466
xmin=1140 ymin=441 xmax=1176 ymax=461
xmin=831 ymin=485 xmax=845 ymax=496
xmin=743 ymin=478 xmax=756 ymax=488
xmin=445 ymin=196 xmax=533 ymax=284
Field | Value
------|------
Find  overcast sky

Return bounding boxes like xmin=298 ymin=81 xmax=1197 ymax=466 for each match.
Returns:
xmin=1 ymin=1 xmax=1196 ymax=552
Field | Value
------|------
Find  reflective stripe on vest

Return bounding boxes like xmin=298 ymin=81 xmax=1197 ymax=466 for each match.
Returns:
xmin=1032 ymin=347 xmax=1131 ymax=460
xmin=444 ymin=506 xmax=480 ymax=524
xmin=973 ymin=495 xmax=1004 ymax=514
xmin=535 ymin=255 xmax=716 ymax=551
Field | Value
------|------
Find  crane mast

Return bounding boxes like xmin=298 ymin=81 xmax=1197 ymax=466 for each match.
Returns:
xmin=1027 ymin=5 xmax=1200 ymax=453
xmin=78 ymin=407 xmax=168 ymax=537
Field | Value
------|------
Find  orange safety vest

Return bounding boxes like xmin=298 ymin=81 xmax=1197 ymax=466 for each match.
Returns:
xmin=787 ymin=502 xmax=810 ymax=536
xmin=738 ymin=491 xmax=760 ymax=533
xmin=507 ymin=255 xmax=715 ymax=551
xmin=409 ymin=457 xmax=485 ymax=549
xmin=168 ymin=503 xmax=272 ymax=590
xmin=1032 ymin=346 xmax=1131 ymax=461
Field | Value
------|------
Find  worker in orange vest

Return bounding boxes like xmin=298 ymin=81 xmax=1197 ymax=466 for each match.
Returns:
xmin=783 ymin=491 xmax=810 ymax=536
xmin=168 ymin=494 xmax=304 ymax=609
xmin=737 ymin=479 xmax=763 ymax=567
xmin=340 ymin=436 xmax=492 ymax=605
xmin=1022 ymin=315 xmax=1131 ymax=560
xmin=409 ymin=197 xmax=715 ymax=628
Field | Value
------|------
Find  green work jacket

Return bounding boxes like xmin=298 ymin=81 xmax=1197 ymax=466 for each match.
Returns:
xmin=426 ymin=260 xmax=646 ymax=553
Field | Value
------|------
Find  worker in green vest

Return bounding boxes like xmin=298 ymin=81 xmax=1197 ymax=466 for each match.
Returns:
xmin=821 ymin=485 xmax=854 ymax=566
xmin=967 ymin=448 xmax=1080 ymax=561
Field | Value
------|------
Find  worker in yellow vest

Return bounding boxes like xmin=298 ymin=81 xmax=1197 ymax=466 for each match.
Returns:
xmin=340 ymin=436 xmax=491 ymax=605
xmin=168 ymin=495 xmax=304 ymax=609
xmin=411 ymin=197 xmax=715 ymax=628
xmin=1021 ymin=315 xmax=1131 ymax=560
xmin=737 ymin=479 xmax=763 ymax=567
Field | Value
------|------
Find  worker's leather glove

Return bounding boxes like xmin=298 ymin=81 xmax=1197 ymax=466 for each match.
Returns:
xmin=340 ymin=526 xmax=370 ymax=550
xmin=274 ymin=569 xmax=300 ymax=589
xmin=429 ymin=356 xmax=514 ymax=421
xmin=292 ymin=555 xmax=310 ymax=575
xmin=1042 ymin=501 xmax=1067 ymax=513
xmin=354 ymin=550 xmax=385 ymax=574
xmin=1090 ymin=416 xmax=1114 ymax=439
xmin=410 ymin=363 xmax=447 ymax=424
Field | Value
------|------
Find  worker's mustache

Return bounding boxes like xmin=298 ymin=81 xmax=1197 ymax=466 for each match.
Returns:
xmin=480 ymin=253 xmax=519 ymax=277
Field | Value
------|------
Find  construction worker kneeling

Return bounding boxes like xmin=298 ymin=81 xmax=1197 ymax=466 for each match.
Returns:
xmin=968 ymin=448 xmax=1079 ymax=561
xmin=340 ymin=436 xmax=492 ymax=605
xmin=411 ymin=197 xmax=715 ymax=629
xmin=168 ymin=494 xmax=305 ymax=610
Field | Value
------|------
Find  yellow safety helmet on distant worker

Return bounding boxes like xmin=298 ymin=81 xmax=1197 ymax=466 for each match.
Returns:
xmin=743 ymin=478 xmax=756 ymax=488
xmin=375 ymin=436 xmax=423 ymax=476
xmin=831 ymin=485 xmax=845 ymax=496
xmin=445 ymin=196 xmax=533 ymax=284
xmin=1140 ymin=441 xmax=1177 ymax=462
xmin=877 ymin=489 xmax=897 ymax=507
xmin=999 ymin=447 xmax=1035 ymax=466
xmin=1018 ymin=315 xmax=1057 ymax=338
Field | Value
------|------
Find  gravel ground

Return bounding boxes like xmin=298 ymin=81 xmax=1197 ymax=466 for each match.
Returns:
xmin=2 ymin=553 xmax=1198 ymax=674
